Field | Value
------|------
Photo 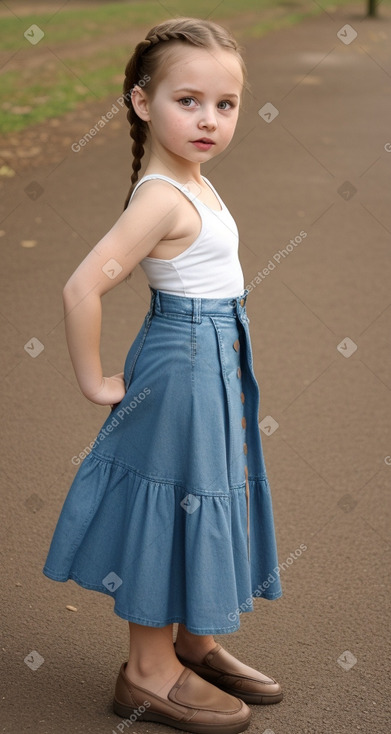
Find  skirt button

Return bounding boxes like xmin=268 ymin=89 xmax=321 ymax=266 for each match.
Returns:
xmin=240 ymin=298 xmax=245 ymax=307
xmin=241 ymin=416 xmax=246 ymax=429
xmin=237 ymin=367 xmax=242 ymax=379
xmin=243 ymin=443 xmax=248 ymax=455
xmin=233 ymin=339 xmax=240 ymax=351
xmin=241 ymin=392 xmax=245 ymax=404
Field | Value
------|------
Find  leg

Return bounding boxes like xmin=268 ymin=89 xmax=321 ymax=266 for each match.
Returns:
xmin=175 ymin=623 xmax=216 ymax=662
xmin=124 ymin=622 xmax=184 ymax=699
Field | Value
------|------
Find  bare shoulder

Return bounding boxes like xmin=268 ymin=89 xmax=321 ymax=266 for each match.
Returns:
xmin=116 ymin=177 xmax=187 ymax=248
xmin=127 ymin=178 xmax=185 ymax=217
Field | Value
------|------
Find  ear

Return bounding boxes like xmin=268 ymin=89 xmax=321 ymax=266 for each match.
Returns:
xmin=131 ymin=85 xmax=151 ymax=122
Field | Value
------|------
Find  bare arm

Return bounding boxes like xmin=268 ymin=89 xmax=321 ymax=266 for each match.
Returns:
xmin=63 ymin=182 xmax=180 ymax=404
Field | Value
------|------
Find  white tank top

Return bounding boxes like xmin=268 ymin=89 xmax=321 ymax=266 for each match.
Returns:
xmin=129 ymin=174 xmax=244 ymax=298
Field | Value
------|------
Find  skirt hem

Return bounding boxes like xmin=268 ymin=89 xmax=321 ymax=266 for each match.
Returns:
xmin=42 ymin=567 xmax=282 ymax=634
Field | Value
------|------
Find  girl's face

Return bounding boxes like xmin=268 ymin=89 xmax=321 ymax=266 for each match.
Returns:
xmin=135 ymin=45 xmax=244 ymax=165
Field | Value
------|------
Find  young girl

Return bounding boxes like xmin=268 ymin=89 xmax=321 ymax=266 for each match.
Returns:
xmin=43 ymin=17 xmax=283 ymax=734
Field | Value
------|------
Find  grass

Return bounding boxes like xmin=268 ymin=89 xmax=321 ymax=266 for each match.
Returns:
xmin=0 ymin=0 xmax=369 ymax=134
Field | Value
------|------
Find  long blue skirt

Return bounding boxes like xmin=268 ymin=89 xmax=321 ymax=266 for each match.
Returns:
xmin=42 ymin=287 xmax=282 ymax=634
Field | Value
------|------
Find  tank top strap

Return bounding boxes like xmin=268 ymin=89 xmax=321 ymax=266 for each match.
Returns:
xmin=129 ymin=174 xmax=225 ymax=213
xmin=200 ymin=176 xmax=225 ymax=209
xmin=129 ymin=174 xmax=204 ymax=206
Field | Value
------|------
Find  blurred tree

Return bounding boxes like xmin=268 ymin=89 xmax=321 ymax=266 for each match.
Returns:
xmin=367 ymin=0 xmax=377 ymax=15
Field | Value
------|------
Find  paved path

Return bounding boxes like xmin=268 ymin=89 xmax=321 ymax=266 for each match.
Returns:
xmin=1 ymin=3 xmax=390 ymax=733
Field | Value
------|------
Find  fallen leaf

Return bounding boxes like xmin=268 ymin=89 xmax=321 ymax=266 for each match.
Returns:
xmin=0 ymin=165 xmax=15 ymax=177
xmin=21 ymin=240 xmax=37 ymax=248
xmin=17 ymin=146 xmax=42 ymax=158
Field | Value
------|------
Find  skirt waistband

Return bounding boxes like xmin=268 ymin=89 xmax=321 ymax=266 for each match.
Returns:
xmin=149 ymin=287 xmax=249 ymax=323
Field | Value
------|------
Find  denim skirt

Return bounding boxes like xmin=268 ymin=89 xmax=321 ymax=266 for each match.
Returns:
xmin=43 ymin=287 xmax=282 ymax=634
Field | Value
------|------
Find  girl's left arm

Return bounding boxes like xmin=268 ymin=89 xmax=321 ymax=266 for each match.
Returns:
xmin=62 ymin=183 xmax=180 ymax=405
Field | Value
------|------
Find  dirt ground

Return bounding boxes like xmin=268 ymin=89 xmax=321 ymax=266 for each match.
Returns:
xmin=1 ymin=3 xmax=390 ymax=734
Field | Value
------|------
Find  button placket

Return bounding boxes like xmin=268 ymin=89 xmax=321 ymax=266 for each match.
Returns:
xmin=244 ymin=464 xmax=250 ymax=559
xmin=234 ymin=329 xmax=250 ymax=559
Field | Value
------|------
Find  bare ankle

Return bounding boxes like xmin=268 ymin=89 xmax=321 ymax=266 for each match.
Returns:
xmin=175 ymin=626 xmax=216 ymax=662
xmin=124 ymin=622 xmax=186 ymax=696
xmin=124 ymin=658 xmax=185 ymax=700
xmin=126 ymin=655 xmax=180 ymax=679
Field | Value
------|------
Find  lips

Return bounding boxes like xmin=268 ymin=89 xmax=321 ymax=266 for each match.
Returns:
xmin=191 ymin=138 xmax=215 ymax=150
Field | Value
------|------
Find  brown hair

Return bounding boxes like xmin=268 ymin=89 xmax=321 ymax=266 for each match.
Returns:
xmin=122 ymin=17 xmax=246 ymax=210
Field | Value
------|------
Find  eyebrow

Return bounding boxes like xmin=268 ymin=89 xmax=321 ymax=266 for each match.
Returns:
xmin=174 ymin=88 xmax=240 ymax=99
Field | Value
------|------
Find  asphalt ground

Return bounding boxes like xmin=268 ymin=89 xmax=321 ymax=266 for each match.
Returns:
xmin=1 ymin=3 xmax=390 ymax=733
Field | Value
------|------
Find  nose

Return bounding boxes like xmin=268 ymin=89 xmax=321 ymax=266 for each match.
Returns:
xmin=198 ymin=105 xmax=217 ymax=131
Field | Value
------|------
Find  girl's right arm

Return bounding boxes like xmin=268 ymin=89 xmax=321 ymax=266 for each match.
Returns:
xmin=62 ymin=181 xmax=181 ymax=405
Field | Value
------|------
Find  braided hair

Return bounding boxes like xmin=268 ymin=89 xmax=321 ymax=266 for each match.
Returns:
xmin=122 ymin=17 xmax=246 ymax=210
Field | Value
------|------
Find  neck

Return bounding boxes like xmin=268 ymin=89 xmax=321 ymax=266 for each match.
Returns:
xmin=144 ymin=145 xmax=203 ymax=186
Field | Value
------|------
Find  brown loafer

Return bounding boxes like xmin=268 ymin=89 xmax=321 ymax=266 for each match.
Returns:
xmin=175 ymin=644 xmax=283 ymax=705
xmin=113 ymin=662 xmax=251 ymax=734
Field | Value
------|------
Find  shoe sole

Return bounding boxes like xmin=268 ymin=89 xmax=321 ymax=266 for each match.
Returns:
xmin=220 ymin=687 xmax=283 ymax=705
xmin=113 ymin=698 xmax=251 ymax=734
